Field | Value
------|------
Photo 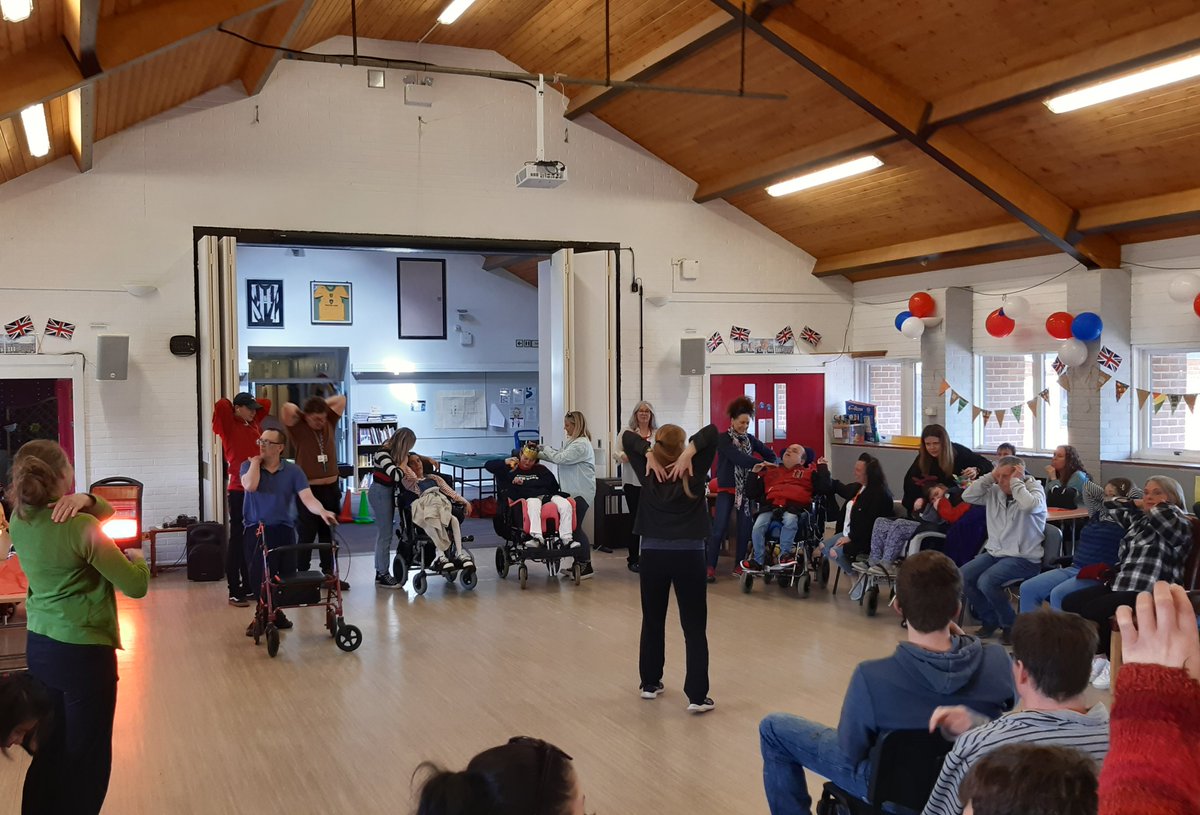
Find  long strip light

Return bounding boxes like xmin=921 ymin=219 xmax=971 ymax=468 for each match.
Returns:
xmin=436 ymin=0 xmax=477 ymax=25
xmin=766 ymin=155 xmax=883 ymax=197
xmin=1045 ymin=53 xmax=1200 ymax=114
xmin=20 ymin=104 xmax=50 ymax=158
xmin=0 ymin=0 xmax=33 ymax=23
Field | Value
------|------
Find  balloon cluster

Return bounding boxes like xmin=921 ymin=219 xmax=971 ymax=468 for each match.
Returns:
xmin=895 ymin=292 xmax=935 ymax=339
xmin=980 ymin=293 xmax=1103 ymax=370
xmin=1167 ymin=273 xmax=1200 ymax=316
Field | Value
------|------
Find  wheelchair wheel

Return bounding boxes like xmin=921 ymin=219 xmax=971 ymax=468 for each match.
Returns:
xmin=413 ymin=571 xmax=428 ymax=596
xmin=763 ymin=572 xmax=774 ymax=585
xmin=741 ymin=574 xmax=753 ymax=594
xmin=819 ymin=557 xmax=830 ymax=587
xmin=335 ymin=624 xmax=363 ymax=652
xmin=392 ymin=553 xmax=409 ymax=588
xmin=265 ymin=624 xmax=280 ymax=658
xmin=802 ymin=573 xmax=812 ymax=598
xmin=518 ymin=564 xmax=529 ymax=590
xmin=866 ymin=585 xmax=880 ymax=617
xmin=777 ymin=574 xmax=792 ymax=589
xmin=495 ymin=547 xmax=509 ymax=578
xmin=461 ymin=568 xmax=479 ymax=590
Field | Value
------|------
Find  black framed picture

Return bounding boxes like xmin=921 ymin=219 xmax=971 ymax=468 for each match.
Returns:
xmin=246 ymin=279 xmax=284 ymax=328
xmin=311 ymin=281 xmax=353 ymax=325
xmin=397 ymin=259 xmax=447 ymax=339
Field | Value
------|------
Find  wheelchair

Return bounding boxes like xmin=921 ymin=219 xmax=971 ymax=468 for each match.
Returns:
xmin=740 ymin=495 xmax=829 ymax=597
xmin=392 ymin=477 xmax=478 ymax=596
xmin=493 ymin=492 xmax=585 ymax=588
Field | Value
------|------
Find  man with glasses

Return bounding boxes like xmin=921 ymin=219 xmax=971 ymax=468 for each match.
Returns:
xmin=241 ymin=428 xmax=338 ymax=634
xmin=212 ymin=391 xmax=272 ymax=606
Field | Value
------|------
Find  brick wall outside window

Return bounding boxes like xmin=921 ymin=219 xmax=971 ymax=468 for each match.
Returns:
xmin=981 ymin=356 xmax=1031 ymax=449
xmin=1147 ymin=352 xmax=1200 ymax=451
xmin=867 ymin=362 xmax=902 ymax=437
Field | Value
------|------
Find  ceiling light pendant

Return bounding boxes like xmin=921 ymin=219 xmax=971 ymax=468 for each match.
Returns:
xmin=765 ymin=155 xmax=883 ymax=197
xmin=437 ymin=0 xmax=477 ymax=25
xmin=1045 ymin=53 xmax=1200 ymax=114
xmin=20 ymin=103 xmax=50 ymax=158
xmin=0 ymin=0 xmax=33 ymax=22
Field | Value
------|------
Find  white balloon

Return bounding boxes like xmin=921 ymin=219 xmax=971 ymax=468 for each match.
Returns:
xmin=1059 ymin=338 xmax=1088 ymax=368
xmin=1167 ymin=274 xmax=1200 ymax=303
xmin=1002 ymin=295 xmax=1030 ymax=320
xmin=900 ymin=316 xmax=926 ymax=339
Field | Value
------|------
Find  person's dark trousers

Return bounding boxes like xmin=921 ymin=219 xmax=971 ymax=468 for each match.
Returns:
xmin=625 ymin=485 xmax=642 ymax=566
xmin=572 ymin=497 xmax=591 ymax=564
xmin=639 ymin=546 xmax=709 ymax=703
xmin=23 ymin=632 xmax=119 ymax=815
xmin=1061 ymin=585 xmax=1140 ymax=656
xmin=244 ymin=524 xmax=299 ymax=603
xmin=225 ymin=489 xmax=250 ymax=597
xmin=296 ymin=483 xmax=341 ymax=573
xmin=706 ymin=492 xmax=753 ymax=570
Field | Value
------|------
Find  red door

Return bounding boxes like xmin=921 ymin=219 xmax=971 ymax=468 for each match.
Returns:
xmin=709 ymin=374 xmax=825 ymax=461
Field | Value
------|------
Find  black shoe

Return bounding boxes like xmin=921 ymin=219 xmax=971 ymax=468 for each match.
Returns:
xmin=687 ymin=698 xmax=716 ymax=714
xmin=640 ymin=682 xmax=664 ymax=699
xmin=273 ymin=610 xmax=293 ymax=630
xmin=975 ymin=625 xmax=998 ymax=639
xmin=628 ymin=561 xmax=640 ymax=573
xmin=375 ymin=571 xmax=401 ymax=589
xmin=578 ymin=562 xmax=594 ymax=580
xmin=228 ymin=594 xmax=250 ymax=608
xmin=591 ymin=542 xmax=614 ymax=553
xmin=1000 ymin=627 xmax=1013 ymax=646
xmin=324 ymin=572 xmax=350 ymax=592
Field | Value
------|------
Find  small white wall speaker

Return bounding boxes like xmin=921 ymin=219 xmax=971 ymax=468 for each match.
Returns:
xmin=96 ymin=334 xmax=129 ymax=380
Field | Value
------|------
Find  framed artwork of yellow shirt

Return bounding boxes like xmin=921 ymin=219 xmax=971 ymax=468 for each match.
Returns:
xmin=311 ymin=282 xmax=352 ymax=324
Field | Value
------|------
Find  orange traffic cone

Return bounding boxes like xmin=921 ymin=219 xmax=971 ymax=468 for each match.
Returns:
xmin=355 ymin=490 xmax=374 ymax=524
xmin=338 ymin=491 xmax=355 ymax=523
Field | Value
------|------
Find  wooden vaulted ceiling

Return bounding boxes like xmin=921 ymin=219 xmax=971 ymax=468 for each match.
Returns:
xmin=2 ymin=0 xmax=1200 ymax=280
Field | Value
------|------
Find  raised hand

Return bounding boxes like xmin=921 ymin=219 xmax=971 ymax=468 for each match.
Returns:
xmin=1116 ymin=581 xmax=1200 ymax=683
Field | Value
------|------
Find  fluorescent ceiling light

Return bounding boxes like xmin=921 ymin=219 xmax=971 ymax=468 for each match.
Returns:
xmin=1045 ymin=53 xmax=1200 ymax=114
xmin=0 ymin=0 xmax=33 ymax=23
xmin=766 ymin=155 xmax=883 ymax=197
xmin=20 ymin=104 xmax=49 ymax=158
xmin=437 ymin=0 xmax=477 ymax=25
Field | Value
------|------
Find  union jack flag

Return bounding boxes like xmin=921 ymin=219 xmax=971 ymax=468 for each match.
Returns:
xmin=1051 ymin=356 xmax=1066 ymax=375
xmin=775 ymin=325 xmax=794 ymax=345
xmin=800 ymin=326 xmax=821 ymax=347
xmin=4 ymin=315 xmax=33 ymax=338
xmin=45 ymin=318 xmax=75 ymax=339
xmin=729 ymin=325 xmax=750 ymax=342
xmin=1096 ymin=345 xmax=1122 ymax=372
xmin=706 ymin=331 xmax=724 ymax=352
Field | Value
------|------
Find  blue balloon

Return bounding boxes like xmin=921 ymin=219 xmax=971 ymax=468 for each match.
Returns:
xmin=895 ymin=311 xmax=912 ymax=332
xmin=1071 ymin=311 xmax=1103 ymax=342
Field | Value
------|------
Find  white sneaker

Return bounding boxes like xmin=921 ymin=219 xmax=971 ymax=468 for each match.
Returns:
xmin=1090 ymin=657 xmax=1111 ymax=690
xmin=687 ymin=698 xmax=715 ymax=714
xmin=640 ymin=682 xmax=664 ymax=699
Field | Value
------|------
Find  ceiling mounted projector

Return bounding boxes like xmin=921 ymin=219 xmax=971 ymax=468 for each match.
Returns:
xmin=516 ymin=75 xmax=567 ymax=190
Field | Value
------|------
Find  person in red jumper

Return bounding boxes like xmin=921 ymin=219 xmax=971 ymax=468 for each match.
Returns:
xmin=742 ymin=444 xmax=825 ymax=571
xmin=1099 ymin=581 xmax=1200 ymax=815
xmin=212 ymin=392 xmax=271 ymax=606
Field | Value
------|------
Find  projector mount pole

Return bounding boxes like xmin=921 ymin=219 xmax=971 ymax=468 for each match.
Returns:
xmin=536 ymin=74 xmax=546 ymax=163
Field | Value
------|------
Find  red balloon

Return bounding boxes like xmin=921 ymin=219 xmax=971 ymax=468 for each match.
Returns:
xmin=1046 ymin=311 xmax=1074 ymax=340
xmin=985 ymin=308 xmax=1015 ymax=338
xmin=909 ymin=292 xmax=935 ymax=318
xmin=1195 ymin=293 xmax=1200 ymax=318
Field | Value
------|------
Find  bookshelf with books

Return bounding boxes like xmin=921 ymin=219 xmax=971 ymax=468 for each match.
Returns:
xmin=353 ymin=418 xmax=398 ymax=486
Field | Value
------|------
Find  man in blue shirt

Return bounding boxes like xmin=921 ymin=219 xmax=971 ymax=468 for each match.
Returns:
xmin=758 ymin=551 xmax=1015 ymax=814
xmin=241 ymin=428 xmax=338 ymax=632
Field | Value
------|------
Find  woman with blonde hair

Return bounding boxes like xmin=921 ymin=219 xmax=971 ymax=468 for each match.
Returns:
xmin=615 ymin=401 xmax=657 ymax=572
xmin=539 ymin=411 xmax=597 ymax=579
xmin=367 ymin=426 xmax=417 ymax=589
xmin=622 ymin=421 xmax=720 ymax=713
xmin=7 ymin=440 xmax=149 ymax=814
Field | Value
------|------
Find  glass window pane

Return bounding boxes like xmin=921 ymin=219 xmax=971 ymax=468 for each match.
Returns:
xmin=866 ymin=362 xmax=902 ymax=438
xmin=980 ymin=355 xmax=1033 ymax=451
xmin=1147 ymin=351 xmax=1200 ymax=451
xmin=1042 ymin=357 xmax=1069 ymax=449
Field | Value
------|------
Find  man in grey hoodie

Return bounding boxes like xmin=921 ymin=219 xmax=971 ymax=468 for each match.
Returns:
xmin=960 ymin=456 xmax=1048 ymax=643
xmin=759 ymin=552 xmax=1015 ymax=815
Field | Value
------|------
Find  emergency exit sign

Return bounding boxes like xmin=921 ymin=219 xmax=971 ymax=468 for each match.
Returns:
xmin=516 ymin=339 xmax=539 ymax=348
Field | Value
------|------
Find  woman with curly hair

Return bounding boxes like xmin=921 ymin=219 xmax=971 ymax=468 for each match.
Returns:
xmin=1044 ymin=445 xmax=1089 ymax=508
xmin=706 ymin=396 xmax=776 ymax=582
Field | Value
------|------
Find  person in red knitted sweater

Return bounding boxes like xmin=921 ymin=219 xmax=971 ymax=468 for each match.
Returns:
xmin=742 ymin=444 xmax=824 ymax=571
xmin=1099 ymin=580 xmax=1200 ymax=815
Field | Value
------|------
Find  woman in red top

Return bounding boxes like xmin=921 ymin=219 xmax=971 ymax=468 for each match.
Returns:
xmin=211 ymin=392 xmax=271 ymax=606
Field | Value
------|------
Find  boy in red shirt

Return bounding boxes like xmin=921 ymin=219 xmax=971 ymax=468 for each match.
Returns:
xmin=742 ymin=444 xmax=820 ymax=570
xmin=212 ymin=392 xmax=271 ymax=606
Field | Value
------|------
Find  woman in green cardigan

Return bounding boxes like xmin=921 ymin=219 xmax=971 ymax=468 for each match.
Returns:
xmin=6 ymin=440 xmax=149 ymax=815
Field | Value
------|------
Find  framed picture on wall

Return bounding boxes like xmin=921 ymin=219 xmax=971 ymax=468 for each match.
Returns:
xmin=311 ymin=281 xmax=353 ymax=325
xmin=246 ymin=279 xmax=284 ymax=328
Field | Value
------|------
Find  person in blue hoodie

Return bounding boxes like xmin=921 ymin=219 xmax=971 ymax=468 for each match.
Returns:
xmin=759 ymin=551 xmax=1015 ymax=815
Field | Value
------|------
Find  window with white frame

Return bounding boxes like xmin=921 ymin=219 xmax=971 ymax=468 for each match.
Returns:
xmin=856 ymin=359 xmax=921 ymax=438
xmin=1135 ymin=348 xmax=1200 ymax=458
xmin=975 ymin=354 xmax=1068 ymax=452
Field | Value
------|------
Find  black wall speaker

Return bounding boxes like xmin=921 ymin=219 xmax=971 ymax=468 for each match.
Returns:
xmin=170 ymin=335 xmax=198 ymax=357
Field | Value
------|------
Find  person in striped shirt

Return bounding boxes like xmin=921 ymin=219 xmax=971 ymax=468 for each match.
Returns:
xmin=922 ymin=609 xmax=1109 ymax=815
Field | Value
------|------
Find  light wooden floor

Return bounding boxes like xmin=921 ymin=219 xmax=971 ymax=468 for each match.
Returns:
xmin=0 ymin=525 xmax=912 ymax=814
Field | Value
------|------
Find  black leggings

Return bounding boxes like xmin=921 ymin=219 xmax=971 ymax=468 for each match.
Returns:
xmin=296 ymin=483 xmax=341 ymax=573
xmin=639 ymin=548 xmax=709 ymax=704
xmin=225 ymin=490 xmax=249 ymax=595
xmin=1060 ymin=585 xmax=1141 ymax=656
xmin=625 ymin=485 xmax=642 ymax=565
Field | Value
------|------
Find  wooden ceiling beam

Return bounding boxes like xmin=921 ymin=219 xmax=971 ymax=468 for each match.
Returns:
xmin=240 ymin=0 xmax=315 ymax=96
xmin=481 ymin=255 xmax=523 ymax=271
xmin=812 ymin=223 xmax=1043 ymax=277
xmin=1077 ymin=187 xmax=1200 ymax=234
xmin=62 ymin=0 xmax=100 ymax=172
xmin=566 ymin=10 xmax=737 ymax=120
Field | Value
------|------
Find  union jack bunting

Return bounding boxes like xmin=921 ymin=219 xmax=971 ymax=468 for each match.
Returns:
xmin=706 ymin=331 xmax=724 ymax=352
xmin=1096 ymin=346 xmax=1122 ymax=372
xmin=4 ymin=315 xmax=33 ymax=338
xmin=729 ymin=325 xmax=750 ymax=342
xmin=44 ymin=318 xmax=75 ymax=339
xmin=800 ymin=326 xmax=821 ymax=347
xmin=775 ymin=325 xmax=794 ymax=345
xmin=1051 ymin=357 xmax=1066 ymax=375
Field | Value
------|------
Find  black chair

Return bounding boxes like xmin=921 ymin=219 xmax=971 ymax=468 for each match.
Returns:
xmin=817 ymin=729 xmax=952 ymax=815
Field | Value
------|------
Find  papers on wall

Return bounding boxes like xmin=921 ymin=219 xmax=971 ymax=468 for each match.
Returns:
xmin=499 ymin=388 xmax=510 ymax=404
xmin=435 ymin=390 xmax=486 ymax=429
xmin=511 ymin=387 xmax=524 ymax=406
xmin=489 ymin=403 xmax=506 ymax=429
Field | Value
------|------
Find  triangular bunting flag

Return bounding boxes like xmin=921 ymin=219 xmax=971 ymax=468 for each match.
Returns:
xmin=972 ymin=406 xmax=982 ymax=422
xmin=1115 ymin=381 xmax=1129 ymax=402
xmin=1027 ymin=398 xmax=1040 ymax=418
xmin=1169 ymin=394 xmax=1182 ymax=413
xmin=1039 ymin=389 xmax=1050 ymax=404
xmin=948 ymin=390 xmax=959 ymax=404
xmin=1137 ymin=388 xmax=1151 ymax=409
xmin=956 ymin=397 xmax=969 ymax=413
xmin=1011 ymin=404 xmax=1023 ymax=422
xmin=981 ymin=410 xmax=992 ymax=425
xmin=1186 ymin=394 xmax=1197 ymax=413
xmin=995 ymin=409 xmax=1005 ymax=427
xmin=1153 ymin=393 xmax=1167 ymax=414
xmin=1096 ymin=372 xmax=1111 ymax=388
xmin=939 ymin=380 xmax=951 ymax=396
xmin=1058 ymin=375 xmax=1071 ymax=392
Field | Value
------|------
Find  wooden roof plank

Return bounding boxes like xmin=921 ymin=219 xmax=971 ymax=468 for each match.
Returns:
xmin=240 ymin=0 xmax=316 ymax=95
xmin=812 ymin=222 xmax=1042 ymax=277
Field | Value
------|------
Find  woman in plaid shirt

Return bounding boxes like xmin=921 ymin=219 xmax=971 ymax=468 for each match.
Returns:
xmin=1062 ymin=475 xmax=1193 ymax=660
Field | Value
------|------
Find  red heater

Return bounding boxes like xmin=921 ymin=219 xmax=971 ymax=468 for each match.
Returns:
xmin=89 ymin=477 xmax=143 ymax=549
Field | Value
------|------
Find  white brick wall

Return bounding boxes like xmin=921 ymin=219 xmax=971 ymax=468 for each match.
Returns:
xmin=0 ymin=37 xmax=849 ymax=521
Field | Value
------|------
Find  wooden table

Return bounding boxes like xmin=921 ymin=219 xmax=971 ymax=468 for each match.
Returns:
xmin=145 ymin=526 xmax=188 ymax=577
xmin=1047 ymin=507 xmax=1089 ymax=555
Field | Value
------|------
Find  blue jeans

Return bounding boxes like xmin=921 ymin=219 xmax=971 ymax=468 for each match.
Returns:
xmin=752 ymin=511 xmax=802 ymax=562
xmin=707 ymin=492 xmax=753 ymax=569
xmin=961 ymin=553 xmax=1040 ymax=629
xmin=760 ymin=712 xmax=868 ymax=815
xmin=1017 ymin=566 xmax=1101 ymax=613
xmin=368 ymin=481 xmax=397 ymax=574
xmin=823 ymin=535 xmax=855 ymax=576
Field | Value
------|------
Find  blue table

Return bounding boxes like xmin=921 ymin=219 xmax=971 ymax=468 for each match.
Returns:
xmin=438 ymin=452 xmax=498 ymax=500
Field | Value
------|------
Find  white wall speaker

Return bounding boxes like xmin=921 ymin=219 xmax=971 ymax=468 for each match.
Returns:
xmin=96 ymin=334 xmax=129 ymax=381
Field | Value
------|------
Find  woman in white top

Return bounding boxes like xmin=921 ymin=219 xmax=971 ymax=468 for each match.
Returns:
xmin=615 ymin=401 xmax=656 ymax=572
xmin=539 ymin=411 xmax=597 ymax=580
